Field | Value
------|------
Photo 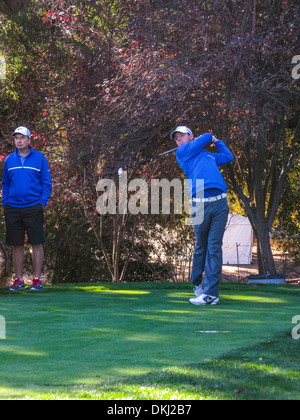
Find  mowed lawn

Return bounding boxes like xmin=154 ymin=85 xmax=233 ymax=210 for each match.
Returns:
xmin=0 ymin=282 xmax=299 ymax=399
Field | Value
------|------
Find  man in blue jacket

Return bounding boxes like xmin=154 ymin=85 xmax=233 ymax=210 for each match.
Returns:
xmin=171 ymin=126 xmax=234 ymax=305
xmin=2 ymin=126 xmax=52 ymax=291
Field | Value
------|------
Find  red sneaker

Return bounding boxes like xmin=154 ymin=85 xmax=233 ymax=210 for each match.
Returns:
xmin=30 ymin=277 xmax=43 ymax=291
xmin=9 ymin=278 xmax=26 ymax=291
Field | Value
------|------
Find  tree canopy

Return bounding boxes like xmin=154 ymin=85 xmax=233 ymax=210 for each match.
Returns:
xmin=1 ymin=0 xmax=299 ymax=280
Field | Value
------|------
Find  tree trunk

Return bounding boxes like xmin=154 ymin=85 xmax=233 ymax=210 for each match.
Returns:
xmin=254 ymin=219 xmax=276 ymax=274
xmin=227 ymin=164 xmax=277 ymax=275
xmin=253 ymin=152 xmax=277 ymax=274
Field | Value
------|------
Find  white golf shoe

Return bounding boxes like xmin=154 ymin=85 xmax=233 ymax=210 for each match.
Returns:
xmin=189 ymin=294 xmax=220 ymax=306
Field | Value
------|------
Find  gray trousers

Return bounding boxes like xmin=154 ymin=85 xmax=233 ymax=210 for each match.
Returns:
xmin=191 ymin=198 xmax=229 ymax=298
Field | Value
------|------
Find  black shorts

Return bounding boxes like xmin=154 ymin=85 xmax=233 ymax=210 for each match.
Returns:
xmin=4 ymin=204 xmax=45 ymax=246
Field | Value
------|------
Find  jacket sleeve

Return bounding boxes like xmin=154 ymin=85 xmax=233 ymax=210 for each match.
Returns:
xmin=40 ymin=156 xmax=52 ymax=207
xmin=2 ymin=159 xmax=10 ymax=207
xmin=176 ymin=133 xmax=213 ymax=161
xmin=213 ymin=140 xmax=234 ymax=165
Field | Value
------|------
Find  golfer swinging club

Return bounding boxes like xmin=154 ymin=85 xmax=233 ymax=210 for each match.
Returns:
xmin=171 ymin=126 xmax=234 ymax=305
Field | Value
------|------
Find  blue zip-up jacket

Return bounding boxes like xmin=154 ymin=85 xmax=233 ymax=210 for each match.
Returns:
xmin=176 ymin=133 xmax=234 ymax=198
xmin=2 ymin=146 xmax=52 ymax=208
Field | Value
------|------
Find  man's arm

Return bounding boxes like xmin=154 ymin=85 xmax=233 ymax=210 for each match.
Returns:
xmin=212 ymin=139 xmax=234 ymax=165
xmin=176 ymin=133 xmax=213 ymax=161
xmin=2 ymin=160 xmax=10 ymax=207
xmin=40 ymin=156 xmax=52 ymax=207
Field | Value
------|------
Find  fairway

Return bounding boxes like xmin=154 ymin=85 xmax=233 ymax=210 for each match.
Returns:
xmin=0 ymin=282 xmax=299 ymax=399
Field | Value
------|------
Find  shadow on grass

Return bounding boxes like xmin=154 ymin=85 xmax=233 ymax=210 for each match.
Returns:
xmin=73 ymin=332 xmax=300 ymax=400
xmin=4 ymin=331 xmax=298 ymax=400
xmin=0 ymin=283 xmax=299 ymax=399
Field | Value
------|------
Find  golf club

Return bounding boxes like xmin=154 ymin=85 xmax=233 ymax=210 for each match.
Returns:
xmin=118 ymin=147 xmax=178 ymax=176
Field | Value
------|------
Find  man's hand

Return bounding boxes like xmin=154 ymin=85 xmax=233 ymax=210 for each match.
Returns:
xmin=212 ymin=135 xmax=219 ymax=143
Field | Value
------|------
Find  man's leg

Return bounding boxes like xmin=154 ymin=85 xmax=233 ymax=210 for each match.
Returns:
xmin=24 ymin=204 xmax=45 ymax=285
xmin=13 ymin=245 xmax=25 ymax=279
xmin=191 ymin=203 xmax=211 ymax=288
xmin=32 ymin=244 xmax=44 ymax=279
xmin=203 ymin=199 xmax=229 ymax=298
xmin=4 ymin=205 xmax=25 ymax=280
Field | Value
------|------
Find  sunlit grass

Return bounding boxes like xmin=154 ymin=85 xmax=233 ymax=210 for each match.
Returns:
xmin=0 ymin=282 xmax=299 ymax=399
xmin=1 ymin=332 xmax=298 ymax=400
xmin=223 ymin=294 xmax=288 ymax=303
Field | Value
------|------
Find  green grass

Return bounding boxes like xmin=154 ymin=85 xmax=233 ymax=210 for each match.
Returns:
xmin=0 ymin=282 xmax=299 ymax=400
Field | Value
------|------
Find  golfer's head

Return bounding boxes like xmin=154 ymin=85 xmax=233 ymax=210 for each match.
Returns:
xmin=12 ymin=126 xmax=31 ymax=139
xmin=170 ymin=126 xmax=194 ymax=147
xmin=12 ymin=126 xmax=31 ymax=150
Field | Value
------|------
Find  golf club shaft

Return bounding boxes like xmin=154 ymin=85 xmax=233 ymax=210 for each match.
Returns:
xmin=123 ymin=147 xmax=178 ymax=172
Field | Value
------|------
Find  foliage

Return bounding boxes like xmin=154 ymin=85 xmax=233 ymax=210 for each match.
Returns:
xmin=273 ymin=158 xmax=300 ymax=262
xmin=0 ymin=0 xmax=299 ymax=281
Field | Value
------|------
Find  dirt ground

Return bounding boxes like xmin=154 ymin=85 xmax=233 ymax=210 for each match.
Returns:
xmin=222 ymin=244 xmax=300 ymax=285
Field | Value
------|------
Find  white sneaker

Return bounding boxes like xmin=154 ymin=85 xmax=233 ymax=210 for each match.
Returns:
xmin=189 ymin=294 xmax=220 ymax=306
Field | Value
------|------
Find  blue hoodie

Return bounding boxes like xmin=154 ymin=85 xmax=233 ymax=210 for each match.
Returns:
xmin=2 ymin=146 xmax=52 ymax=208
xmin=176 ymin=133 xmax=234 ymax=198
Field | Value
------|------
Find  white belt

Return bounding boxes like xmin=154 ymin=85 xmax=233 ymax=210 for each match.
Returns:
xmin=193 ymin=193 xmax=227 ymax=203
